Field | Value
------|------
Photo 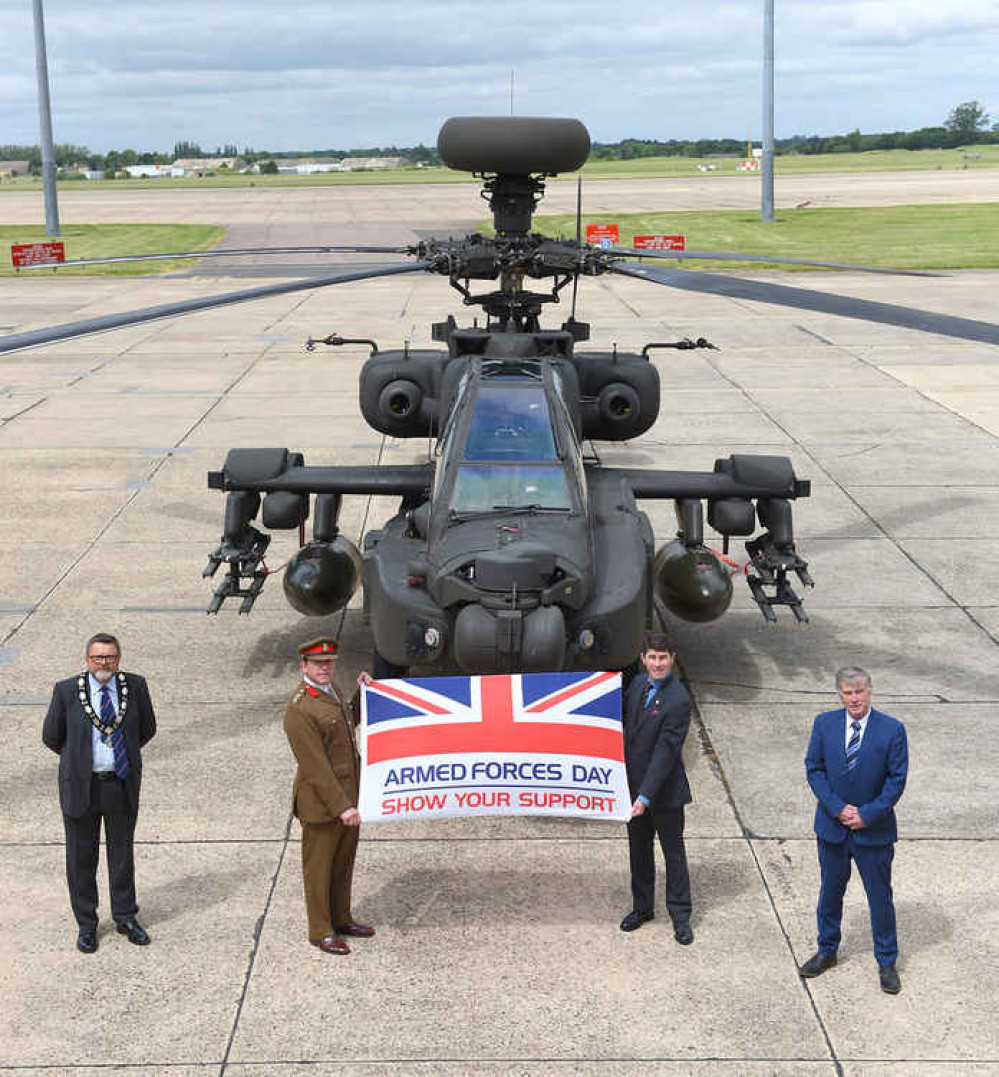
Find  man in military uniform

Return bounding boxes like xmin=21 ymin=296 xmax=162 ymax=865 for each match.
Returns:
xmin=283 ymin=636 xmax=375 ymax=955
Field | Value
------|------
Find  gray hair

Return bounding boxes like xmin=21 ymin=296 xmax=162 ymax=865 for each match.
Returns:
xmin=835 ymin=665 xmax=871 ymax=690
xmin=86 ymin=632 xmax=121 ymax=656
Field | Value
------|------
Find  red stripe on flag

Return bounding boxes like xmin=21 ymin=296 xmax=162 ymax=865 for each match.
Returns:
xmin=522 ymin=670 xmax=618 ymax=713
xmin=368 ymin=679 xmax=452 ymax=714
xmin=365 ymin=674 xmax=623 ymax=764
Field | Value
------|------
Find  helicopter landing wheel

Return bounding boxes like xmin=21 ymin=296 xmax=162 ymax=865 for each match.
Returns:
xmin=372 ymin=650 xmax=408 ymax=680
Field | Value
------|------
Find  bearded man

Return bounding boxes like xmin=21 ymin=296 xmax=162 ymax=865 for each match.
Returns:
xmin=42 ymin=633 xmax=157 ymax=953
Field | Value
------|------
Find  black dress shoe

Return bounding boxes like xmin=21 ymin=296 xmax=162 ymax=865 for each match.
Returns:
xmin=879 ymin=963 xmax=901 ymax=994
xmin=799 ymin=950 xmax=837 ymax=977
xmin=673 ymin=922 xmax=694 ymax=945
xmin=116 ymin=918 xmax=150 ymax=946
xmin=336 ymin=920 xmax=375 ymax=938
xmin=77 ymin=929 xmax=98 ymax=954
xmin=620 ymin=910 xmax=654 ymax=932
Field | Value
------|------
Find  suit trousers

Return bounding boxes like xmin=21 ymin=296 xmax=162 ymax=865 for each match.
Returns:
xmin=64 ymin=774 xmax=138 ymax=930
xmin=816 ymin=834 xmax=897 ymax=965
xmin=300 ymin=819 xmax=359 ymax=940
xmin=627 ymin=806 xmax=691 ymax=924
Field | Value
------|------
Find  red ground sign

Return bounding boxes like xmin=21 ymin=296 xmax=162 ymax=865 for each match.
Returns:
xmin=11 ymin=241 xmax=66 ymax=267
xmin=632 ymin=234 xmax=686 ymax=251
xmin=585 ymin=224 xmax=619 ymax=247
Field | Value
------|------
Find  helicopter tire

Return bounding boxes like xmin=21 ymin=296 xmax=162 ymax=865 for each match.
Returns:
xmin=372 ymin=650 xmax=408 ymax=680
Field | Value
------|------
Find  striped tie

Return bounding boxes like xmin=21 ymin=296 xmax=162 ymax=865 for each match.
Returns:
xmin=100 ymin=684 xmax=131 ymax=779
xmin=846 ymin=719 xmax=862 ymax=770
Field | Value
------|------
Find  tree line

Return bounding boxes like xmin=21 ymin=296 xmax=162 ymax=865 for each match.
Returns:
xmin=2 ymin=102 xmax=993 ymax=174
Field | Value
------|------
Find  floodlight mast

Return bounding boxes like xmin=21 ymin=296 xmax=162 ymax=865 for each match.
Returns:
xmin=32 ymin=0 xmax=60 ymax=236
xmin=761 ymin=0 xmax=775 ymax=222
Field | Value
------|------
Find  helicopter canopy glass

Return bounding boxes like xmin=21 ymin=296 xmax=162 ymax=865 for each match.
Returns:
xmin=462 ymin=384 xmax=557 ymax=462
xmin=451 ymin=463 xmax=571 ymax=512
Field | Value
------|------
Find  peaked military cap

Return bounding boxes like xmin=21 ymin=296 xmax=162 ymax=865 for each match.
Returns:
xmin=298 ymin=636 xmax=339 ymax=659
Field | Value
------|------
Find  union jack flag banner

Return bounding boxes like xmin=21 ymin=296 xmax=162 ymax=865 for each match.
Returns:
xmin=359 ymin=671 xmax=630 ymax=821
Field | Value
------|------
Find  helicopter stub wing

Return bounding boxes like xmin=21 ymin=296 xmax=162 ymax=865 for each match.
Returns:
xmin=0 ymin=261 xmax=431 ymax=354
xmin=608 ymin=261 xmax=999 ymax=347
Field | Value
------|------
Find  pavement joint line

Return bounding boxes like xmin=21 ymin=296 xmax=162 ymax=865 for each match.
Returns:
xmin=0 ymin=395 xmax=48 ymax=425
xmin=678 ymin=655 xmax=844 ymax=1075
xmin=793 ymin=324 xmax=838 ymax=346
xmin=0 ymin=345 xmax=268 ymax=651
xmin=219 ymin=814 xmax=294 ymax=1076
xmin=698 ymin=340 xmax=999 ymax=643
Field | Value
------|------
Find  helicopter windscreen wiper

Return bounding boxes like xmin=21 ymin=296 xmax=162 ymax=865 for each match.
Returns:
xmin=447 ymin=505 xmax=573 ymax=525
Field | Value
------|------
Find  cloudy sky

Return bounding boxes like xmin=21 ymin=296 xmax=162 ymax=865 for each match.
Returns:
xmin=2 ymin=0 xmax=997 ymax=154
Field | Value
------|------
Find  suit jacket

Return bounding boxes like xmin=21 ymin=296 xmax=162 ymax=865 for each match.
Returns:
xmin=805 ymin=707 xmax=908 ymax=846
xmin=42 ymin=671 xmax=157 ymax=818
xmin=283 ymin=681 xmax=361 ymax=824
xmin=622 ymin=674 xmax=692 ymax=811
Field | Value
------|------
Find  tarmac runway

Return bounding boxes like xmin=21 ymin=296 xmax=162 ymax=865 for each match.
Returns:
xmin=1 ymin=175 xmax=998 ymax=1074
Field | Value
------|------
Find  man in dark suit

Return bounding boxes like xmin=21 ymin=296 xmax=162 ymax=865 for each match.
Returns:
xmin=800 ymin=666 xmax=908 ymax=994
xmin=42 ymin=633 xmax=157 ymax=953
xmin=283 ymin=636 xmax=375 ymax=955
xmin=619 ymin=632 xmax=694 ymax=944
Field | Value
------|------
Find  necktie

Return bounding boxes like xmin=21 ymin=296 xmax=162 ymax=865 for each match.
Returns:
xmin=846 ymin=719 xmax=862 ymax=770
xmin=644 ymin=682 xmax=658 ymax=709
xmin=100 ymin=684 xmax=131 ymax=779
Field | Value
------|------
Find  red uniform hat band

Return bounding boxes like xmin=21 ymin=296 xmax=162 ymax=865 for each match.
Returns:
xmin=300 ymin=640 xmax=338 ymax=656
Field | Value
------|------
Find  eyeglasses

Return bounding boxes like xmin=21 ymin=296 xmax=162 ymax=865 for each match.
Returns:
xmin=87 ymin=654 xmax=119 ymax=664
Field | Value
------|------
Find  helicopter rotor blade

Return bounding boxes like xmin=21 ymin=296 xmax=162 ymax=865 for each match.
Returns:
xmin=17 ymin=244 xmax=415 ymax=271
xmin=609 ymin=262 xmax=999 ymax=347
xmin=0 ymin=261 xmax=430 ymax=354
xmin=609 ymin=248 xmax=935 ymax=277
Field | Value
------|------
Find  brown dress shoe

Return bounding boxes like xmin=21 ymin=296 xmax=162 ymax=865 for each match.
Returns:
xmin=336 ymin=920 xmax=375 ymax=938
xmin=311 ymin=933 xmax=350 ymax=955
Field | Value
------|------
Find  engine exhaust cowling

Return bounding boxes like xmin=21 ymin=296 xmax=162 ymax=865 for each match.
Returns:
xmin=283 ymin=537 xmax=362 ymax=617
xmin=654 ymin=540 xmax=733 ymax=623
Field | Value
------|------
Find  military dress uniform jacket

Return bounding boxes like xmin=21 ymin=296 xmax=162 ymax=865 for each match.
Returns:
xmin=283 ymin=681 xmax=361 ymax=822
xmin=42 ymin=671 xmax=157 ymax=818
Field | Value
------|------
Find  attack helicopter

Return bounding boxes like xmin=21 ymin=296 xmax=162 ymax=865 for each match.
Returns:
xmin=4 ymin=116 xmax=999 ymax=676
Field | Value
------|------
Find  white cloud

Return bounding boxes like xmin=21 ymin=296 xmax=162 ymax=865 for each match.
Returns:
xmin=1 ymin=0 xmax=996 ymax=151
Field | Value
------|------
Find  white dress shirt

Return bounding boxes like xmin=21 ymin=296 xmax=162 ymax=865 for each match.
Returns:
xmin=89 ymin=673 xmax=118 ymax=772
xmin=844 ymin=707 xmax=871 ymax=752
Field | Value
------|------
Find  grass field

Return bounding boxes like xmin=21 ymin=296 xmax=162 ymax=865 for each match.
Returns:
xmin=1 ymin=223 xmax=224 ymax=277
xmin=579 ymin=144 xmax=999 ymax=179
xmin=0 ymin=145 xmax=996 ymax=193
xmin=530 ymin=203 xmax=999 ymax=271
xmin=3 ymin=205 xmax=997 ymax=278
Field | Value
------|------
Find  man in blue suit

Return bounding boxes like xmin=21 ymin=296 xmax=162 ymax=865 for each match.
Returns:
xmin=800 ymin=666 xmax=908 ymax=994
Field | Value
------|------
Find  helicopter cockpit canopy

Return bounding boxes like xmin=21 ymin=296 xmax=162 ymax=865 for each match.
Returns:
xmin=444 ymin=373 xmax=579 ymax=517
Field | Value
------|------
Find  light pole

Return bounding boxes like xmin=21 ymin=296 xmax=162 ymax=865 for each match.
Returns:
xmin=761 ymin=0 xmax=775 ymax=222
xmin=32 ymin=0 xmax=60 ymax=235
